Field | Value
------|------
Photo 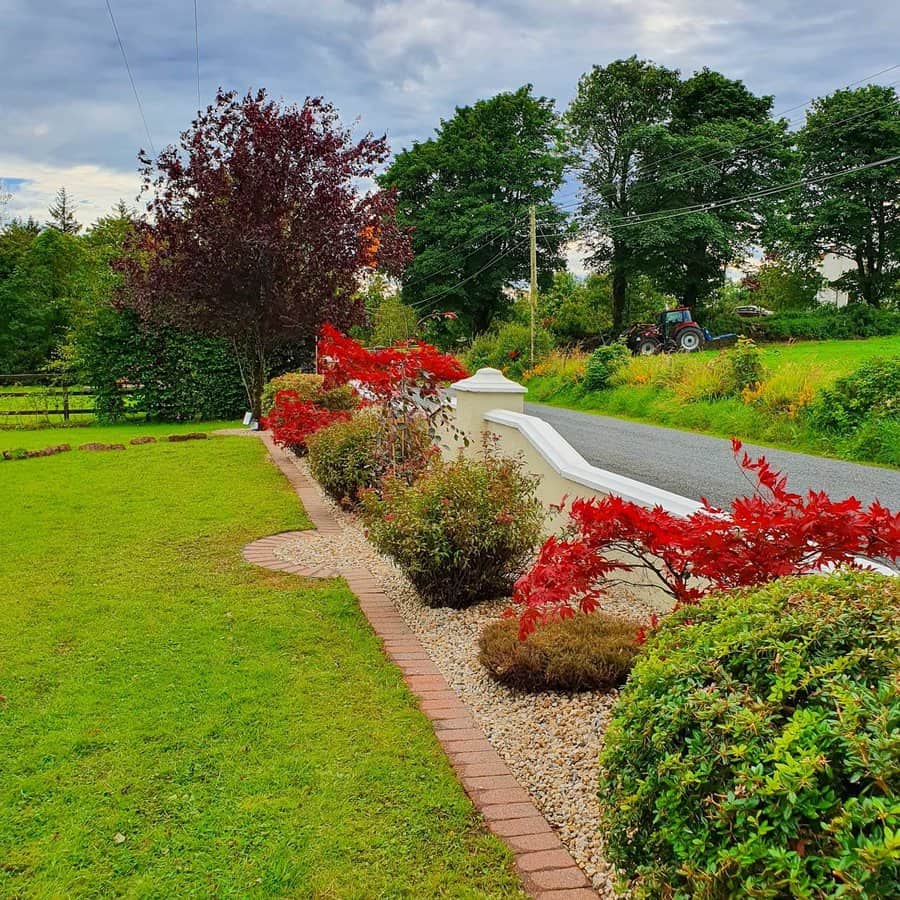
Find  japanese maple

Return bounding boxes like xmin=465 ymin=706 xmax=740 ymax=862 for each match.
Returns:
xmin=513 ymin=439 xmax=899 ymax=638
xmin=263 ymin=390 xmax=351 ymax=451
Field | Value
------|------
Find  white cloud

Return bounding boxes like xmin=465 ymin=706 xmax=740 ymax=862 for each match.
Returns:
xmin=0 ymin=157 xmax=142 ymax=226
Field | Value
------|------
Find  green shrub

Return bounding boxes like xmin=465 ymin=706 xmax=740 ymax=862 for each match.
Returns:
xmin=584 ymin=343 xmax=630 ymax=392
xmin=317 ymin=384 xmax=359 ymax=412
xmin=466 ymin=321 xmax=553 ymax=379
xmin=260 ymin=372 xmax=324 ymax=415
xmin=806 ymin=356 xmax=900 ymax=434
xmin=599 ymin=572 xmax=900 ymax=899
xmin=361 ymin=448 xmax=543 ymax=608
xmin=307 ymin=409 xmax=385 ymax=505
xmin=844 ymin=416 xmax=900 ymax=467
xmin=479 ymin=612 xmax=640 ymax=692
xmin=723 ymin=336 xmax=764 ymax=393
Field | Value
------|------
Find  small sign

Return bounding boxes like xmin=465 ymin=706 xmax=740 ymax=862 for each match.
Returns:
xmin=242 ymin=411 xmax=253 ymax=426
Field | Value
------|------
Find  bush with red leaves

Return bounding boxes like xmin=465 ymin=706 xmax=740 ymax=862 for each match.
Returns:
xmin=513 ymin=439 xmax=899 ymax=639
xmin=263 ymin=390 xmax=351 ymax=452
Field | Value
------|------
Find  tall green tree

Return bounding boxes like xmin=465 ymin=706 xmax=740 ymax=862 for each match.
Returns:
xmin=566 ymin=57 xmax=679 ymax=331
xmin=47 ymin=186 xmax=82 ymax=234
xmin=381 ymin=85 xmax=569 ymax=334
xmin=628 ymin=69 xmax=793 ymax=312
xmin=788 ymin=85 xmax=900 ymax=306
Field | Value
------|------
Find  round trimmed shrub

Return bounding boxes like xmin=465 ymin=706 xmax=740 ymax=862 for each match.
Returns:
xmin=361 ymin=449 xmax=543 ymax=608
xmin=598 ymin=572 xmax=900 ymax=899
xmin=307 ymin=409 xmax=385 ymax=505
xmin=479 ymin=612 xmax=640 ymax=692
xmin=260 ymin=372 xmax=324 ymax=416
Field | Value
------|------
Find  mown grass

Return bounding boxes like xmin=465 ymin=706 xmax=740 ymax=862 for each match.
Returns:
xmin=0 ymin=429 xmax=521 ymax=897
xmin=0 ymin=420 xmax=241 ymax=450
xmin=525 ymin=337 xmax=900 ymax=467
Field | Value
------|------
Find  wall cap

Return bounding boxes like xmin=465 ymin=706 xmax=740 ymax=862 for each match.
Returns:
xmin=484 ymin=409 xmax=704 ymax=518
xmin=451 ymin=368 xmax=528 ymax=395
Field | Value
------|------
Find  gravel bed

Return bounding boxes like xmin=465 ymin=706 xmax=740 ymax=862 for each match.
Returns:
xmin=273 ymin=454 xmax=658 ymax=896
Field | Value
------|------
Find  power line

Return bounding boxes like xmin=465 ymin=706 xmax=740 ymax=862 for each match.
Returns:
xmin=104 ymin=0 xmax=156 ymax=156
xmin=193 ymin=0 xmax=201 ymax=110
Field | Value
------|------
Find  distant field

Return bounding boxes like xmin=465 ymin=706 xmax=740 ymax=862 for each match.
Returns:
xmin=525 ymin=336 xmax=900 ymax=467
xmin=0 ymin=384 xmax=98 ymax=426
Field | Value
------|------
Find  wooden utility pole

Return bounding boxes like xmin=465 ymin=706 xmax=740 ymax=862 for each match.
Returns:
xmin=529 ymin=204 xmax=537 ymax=366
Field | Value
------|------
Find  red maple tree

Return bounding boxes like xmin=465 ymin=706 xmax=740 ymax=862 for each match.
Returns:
xmin=118 ymin=88 xmax=411 ymax=416
xmin=513 ymin=439 xmax=899 ymax=638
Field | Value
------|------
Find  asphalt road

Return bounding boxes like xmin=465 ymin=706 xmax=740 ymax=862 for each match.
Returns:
xmin=526 ymin=402 xmax=900 ymax=512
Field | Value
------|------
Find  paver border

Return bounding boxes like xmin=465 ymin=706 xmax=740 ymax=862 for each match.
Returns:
xmin=240 ymin=433 xmax=599 ymax=899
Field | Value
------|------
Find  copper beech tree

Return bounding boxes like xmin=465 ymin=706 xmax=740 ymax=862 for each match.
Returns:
xmin=118 ymin=88 xmax=410 ymax=416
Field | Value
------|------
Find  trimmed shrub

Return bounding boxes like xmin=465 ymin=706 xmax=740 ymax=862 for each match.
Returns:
xmin=479 ymin=612 xmax=640 ymax=692
xmin=584 ymin=343 xmax=630 ymax=392
xmin=260 ymin=373 xmax=324 ymax=415
xmin=307 ymin=409 xmax=385 ymax=506
xmin=361 ymin=448 xmax=543 ymax=608
xmin=317 ymin=384 xmax=359 ymax=412
xmin=807 ymin=356 xmax=900 ymax=434
xmin=599 ymin=572 xmax=900 ymax=899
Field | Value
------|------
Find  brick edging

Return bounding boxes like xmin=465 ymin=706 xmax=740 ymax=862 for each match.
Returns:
xmin=241 ymin=434 xmax=598 ymax=899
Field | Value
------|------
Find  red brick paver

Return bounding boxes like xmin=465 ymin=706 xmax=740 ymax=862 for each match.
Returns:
xmin=238 ymin=433 xmax=598 ymax=898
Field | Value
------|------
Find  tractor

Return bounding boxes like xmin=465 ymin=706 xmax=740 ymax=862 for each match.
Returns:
xmin=624 ymin=307 xmax=709 ymax=356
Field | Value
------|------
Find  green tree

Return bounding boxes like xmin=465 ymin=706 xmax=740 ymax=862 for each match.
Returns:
xmin=748 ymin=258 xmax=821 ymax=311
xmin=537 ymin=271 xmax=612 ymax=343
xmin=566 ymin=57 xmax=679 ymax=331
xmin=381 ymin=85 xmax=569 ymax=334
xmin=789 ymin=85 xmax=900 ymax=306
xmin=372 ymin=293 xmax=417 ymax=346
xmin=46 ymin=186 xmax=82 ymax=234
xmin=629 ymin=69 xmax=792 ymax=311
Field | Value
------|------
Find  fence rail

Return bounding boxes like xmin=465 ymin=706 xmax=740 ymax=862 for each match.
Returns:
xmin=0 ymin=376 xmax=134 ymax=422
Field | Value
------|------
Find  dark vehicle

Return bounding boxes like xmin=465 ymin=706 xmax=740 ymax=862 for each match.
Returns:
xmin=734 ymin=304 xmax=774 ymax=318
xmin=624 ymin=307 xmax=707 ymax=355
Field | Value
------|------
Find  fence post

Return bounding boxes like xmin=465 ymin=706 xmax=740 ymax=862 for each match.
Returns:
xmin=63 ymin=385 xmax=70 ymax=422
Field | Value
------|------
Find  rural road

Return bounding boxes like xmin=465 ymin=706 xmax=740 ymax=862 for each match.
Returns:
xmin=526 ymin=403 xmax=900 ymax=512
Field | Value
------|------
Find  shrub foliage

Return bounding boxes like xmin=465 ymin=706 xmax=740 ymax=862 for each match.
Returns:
xmin=584 ymin=343 xmax=630 ymax=391
xmin=479 ymin=612 xmax=640 ymax=692
xmin=361 ymin=447 xmax=543 ymax=608
xmin=807 ymin=356 xmax=900 ymax=434
xmin=599 ymin=572 xmax=900 ymax=898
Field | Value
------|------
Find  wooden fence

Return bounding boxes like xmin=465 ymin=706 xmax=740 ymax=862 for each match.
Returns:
xmin=0 ymin=375 xmax=133 ymax=423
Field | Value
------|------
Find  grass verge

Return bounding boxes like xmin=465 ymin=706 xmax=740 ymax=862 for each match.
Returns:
xmin=0 ymin=428 xmax=521 ymax=896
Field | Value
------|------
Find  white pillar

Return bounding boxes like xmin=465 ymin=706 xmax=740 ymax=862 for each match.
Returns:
xmin=445 ymin=368 xmax=527 ymax=457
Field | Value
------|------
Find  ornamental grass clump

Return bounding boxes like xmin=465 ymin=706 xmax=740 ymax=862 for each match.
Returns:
xmin=479 ymin=612 xmax=640 ymax=692
xmin=361 ymin=447 xmax=543 ymax=608
xmin=598 ymin=572 xmax=900 ymax=899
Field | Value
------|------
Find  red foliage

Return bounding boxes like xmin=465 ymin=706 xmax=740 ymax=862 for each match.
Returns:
xmin=317 ymin=324 xmax=468 ymax=398
xmin=513 ymin=439 xmax=899 ymax=639
xmin=263 ymin=390 xmax=351 ymax=450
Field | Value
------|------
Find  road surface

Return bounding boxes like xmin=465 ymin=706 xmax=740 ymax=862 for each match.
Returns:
xmin=526 ymin=403 xmax=900 ymax=511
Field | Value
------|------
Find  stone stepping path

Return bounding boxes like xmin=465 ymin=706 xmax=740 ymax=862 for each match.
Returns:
xmin=240 ymin=433 xmax=599 ymax=899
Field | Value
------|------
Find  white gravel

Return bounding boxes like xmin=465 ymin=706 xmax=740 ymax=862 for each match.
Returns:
xmin=274 ymin=454 xmax=659 ymax=896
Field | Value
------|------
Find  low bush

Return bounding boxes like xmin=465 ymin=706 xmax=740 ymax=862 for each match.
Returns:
xmin=806 ymin=356 xmax=900 ymax=435
xmin=466 ymin=321 xmax=553 ymax=379
xmin=260 ymin=373 xmax=324 ymax=415
xmin=479 ymin=612 xmax=640 ymax=692
xmin=599 ymin=572 xmax=900 ymax=899
xmin=307 ymin=409 xmax=386 ymax=506
xmin=361 ymin=447 xmax=543 ymax=608
xmin=584 ymin=344 xmax=630 ymax=392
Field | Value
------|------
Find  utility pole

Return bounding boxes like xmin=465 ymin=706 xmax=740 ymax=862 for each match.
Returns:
xmin=529 ymin=204 xmax=537 ymax=367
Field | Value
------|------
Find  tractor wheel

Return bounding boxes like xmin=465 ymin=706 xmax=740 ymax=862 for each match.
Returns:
xmin=676 ymin=326 xmax=704 ymax=352
xmin=636 ymin=337 xmax=661 ymax=356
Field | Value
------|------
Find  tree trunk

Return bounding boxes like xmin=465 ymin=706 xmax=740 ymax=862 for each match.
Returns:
xmin=611 ymin=254 xmax=628 ymax=333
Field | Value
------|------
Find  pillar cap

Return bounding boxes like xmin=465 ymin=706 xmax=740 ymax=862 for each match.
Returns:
xmin=450 ymin=367 xmax=527 ymax=394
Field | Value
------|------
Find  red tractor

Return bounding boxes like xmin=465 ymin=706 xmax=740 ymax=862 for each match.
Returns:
xmin=623 ymin=307 xmax=707 ymax=356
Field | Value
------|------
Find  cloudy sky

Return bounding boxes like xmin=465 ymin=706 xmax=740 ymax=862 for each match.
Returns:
xmin=2 ymin=0 xmax=899 ymax=230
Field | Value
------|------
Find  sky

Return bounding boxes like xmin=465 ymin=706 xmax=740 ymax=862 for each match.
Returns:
xmin=2 ymin=0 xmax=899 ymax=242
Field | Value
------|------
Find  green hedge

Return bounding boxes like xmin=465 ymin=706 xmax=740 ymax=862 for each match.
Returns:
xmin=599 ymin=572 xmax=900 ymax=898
xmin=704 ymin=304 xmax=900 ymax=343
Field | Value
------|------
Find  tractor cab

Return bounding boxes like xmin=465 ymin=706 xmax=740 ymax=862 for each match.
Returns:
xmin=658 ymin=307 xmax=693 ymax=340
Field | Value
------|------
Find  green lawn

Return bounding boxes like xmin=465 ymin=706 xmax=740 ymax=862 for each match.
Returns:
xmin=0 ymin=428 xmax=520 ymax=896
xmin=526 ymin=337 xmax=900 ymax=467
